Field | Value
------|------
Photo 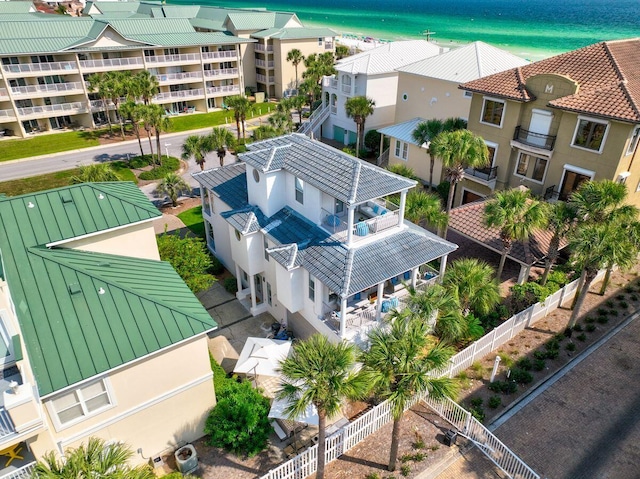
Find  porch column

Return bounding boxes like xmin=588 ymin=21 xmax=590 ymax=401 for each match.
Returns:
xmin=411 ymin=267 xmax=419 ymax=288
xmin=438 ymin=255 xmax=448 ymax=283
xmin=235 ymin=264 xmax=242 ymax=294
xmin=346 ymin=205 xmax=355 ymax=244
xmin=249 ymin=274 xmax=257 ymax=309
xmin=339 ymin=297 xmax=348 ymax=339
xmin=517 ymin=264 xmax=531 ymax=284
xmin=377 ymin=134 xmax=385 ymax=165
xmin=399 ymin=190 xmax=407 ymax=224
xmin=375 ymin=282 xmax=384 ymax=321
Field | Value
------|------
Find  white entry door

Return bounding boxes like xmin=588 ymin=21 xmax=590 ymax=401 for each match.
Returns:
xmin=527 ymin=109 xmax=553 ymax=147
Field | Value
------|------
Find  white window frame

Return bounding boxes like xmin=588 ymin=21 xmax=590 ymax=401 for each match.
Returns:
xmin=47 ymin=377 xmax=115 ymax=431
xmin=513 ymin=152 xmax=548 ymax=184
xmin=264 ymin=237 xmax=269 ymax=261
xmin=266 ymin=282 xmax=273 ymax=306
xmin=485 ymin=141 xmax=499 ymax=167
xmin=294 ymin=177 xmax=304 ymax=204
xmin=571 ymin=116 xmax=609 ymax=154
xmin=308 ymin=275 xmax=315 ymax=302
xmin=480 ymin=97 xmax=506 ymax=128
xmin=627 ymin=126 xmax=640 ymax=155
xmin=558 ymin=164 xmax=595 ymax=197
xmin=463 ymin=91 xmax=473 ymax=99
xmin=394 ymin=140 xmax=408 ymax=161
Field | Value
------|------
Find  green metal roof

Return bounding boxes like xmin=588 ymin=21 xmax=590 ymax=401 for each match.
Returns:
xmin=0 ymin=2 xmax=35 ymax=14
xmin=0 ymin=183 xmax=216 ymax=396
xmin=251 ymin=27 xmax=337 ymax=40
xmin=226 ymin=11 xmax=278 ymax=31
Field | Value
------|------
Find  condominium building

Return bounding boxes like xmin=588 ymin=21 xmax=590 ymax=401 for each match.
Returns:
xmin=0 ymin=183 xmax=217 ymax=476
xmin=459 ymin=39 xmax=640 ymax=207
xmin=194 ymin=134 xmax=457 ymax=346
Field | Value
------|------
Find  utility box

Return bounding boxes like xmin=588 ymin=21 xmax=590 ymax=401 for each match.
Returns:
xmin=175 ymin=444 xmax=198 ymax=474
xmin=444 ymin=429 xmax=458 ymax=447
xmin=255 ymin=92 xmax=265 ymax=103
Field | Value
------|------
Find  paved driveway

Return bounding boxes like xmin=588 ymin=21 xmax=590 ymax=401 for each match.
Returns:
xmin=438 ymin=312 xmax=640 ymax=479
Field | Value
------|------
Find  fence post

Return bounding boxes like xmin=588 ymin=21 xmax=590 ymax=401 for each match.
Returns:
xmin=558 ymin=283 xmax=566 ymax=307
xmin=463 ymin=409 xmax=472 ymax=434
xmin=527 ymin=305 xmax=535 ymax=326
xmin=490 ymin=327 xmax=497 ymax=351
xmin=471 ymin=341 xmax=478 ymax=363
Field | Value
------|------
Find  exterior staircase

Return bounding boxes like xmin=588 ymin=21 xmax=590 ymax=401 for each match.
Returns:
xmin=297 ymin=103 xmax=329 ymax=138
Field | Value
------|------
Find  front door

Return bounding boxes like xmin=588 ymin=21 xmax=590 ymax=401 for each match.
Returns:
xmin=559 ymin=170 xmax=591 ymax=200
xmin=254 ymin=274 xmax=263 ymax=305
xmin=462 ymin=190 xmax=483 ymax=205
xmin=527 ymin=109 xmax=553 ymax=147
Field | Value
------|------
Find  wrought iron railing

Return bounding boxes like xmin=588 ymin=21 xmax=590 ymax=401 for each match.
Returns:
xmin=513 ymin=125 xmax=556 ymax=150
xmin=465 ymin=165 xmax=498 ymax=181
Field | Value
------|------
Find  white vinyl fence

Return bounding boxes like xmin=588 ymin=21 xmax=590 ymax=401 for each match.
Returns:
xmin=261 ymin=271 xmax=605 ymax=479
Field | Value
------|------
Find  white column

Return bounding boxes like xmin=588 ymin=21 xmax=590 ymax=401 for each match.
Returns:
xmin=377 ymin=134 xmax=384 ymax=166
xmin=339 ymin=297 xmax=348 ymax=339
xmin=517 ymin=265 xmax=531 ymax=284
xmin=346 ymin=205 xmax=355 ymax=244
xmin=411 ymin=267 xmax=419 ymax=288
xmin=235 ymin=264 xmax=242 ymax=295
xmin=438 ymin=255 xmax=448 ymax=283
xmin=399 ymin=190 xmax=407 ymax=225
xmin=249 ymin=274 xmax=257 ymax=309
xmin=375 ymin=282 xmax=384 ymax=321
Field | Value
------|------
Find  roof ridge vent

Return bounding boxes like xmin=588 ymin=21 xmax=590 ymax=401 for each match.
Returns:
xmin=68 ymin=283 xmax=82 ymax=295
xmin=60 ymin=191 xmax=73 ymax=204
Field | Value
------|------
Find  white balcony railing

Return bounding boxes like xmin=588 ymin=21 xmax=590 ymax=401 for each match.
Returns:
xmin=255 ymin=59 xmax=275 ymax=69
xmin=79 ymin=57 xmax=143 ymax=69
xmin=0 ymin=88 xmax=7 ymax=99
xmin=206 ymin=85 xmax=240 ymax=96
xmin=157 ymin=71 xmax=203 ymax=83
xmin=2 ymin=61 xmax=78 ymax=74
xmin=145 ymin=53 xmax=200 ymax=64
xmin=17 ymin=102 xmax=87 ymax=117
xmin=322 ymin=76 xmax=339 ymax=90
xmin=153 ymin=89 xmax=204 ymax=101
xmin=1 ymin=461 xmax=36 ymax=479
xmin=202 ymin=50 xmax=238 ymax=60
xmin=0 ymin=109 xmax=15 ymax=121
xmin=11 ymin=82 xmax=84 ymax=97
xmin=0 ymin=407 xmax=15 ymax=439
xmin=255 ymin=44 xmax=274 ymax=52
xmin=256 ymin=74 xmax=275 ymax=84
xmin=203 ymin=68 xmax=238 ymax=78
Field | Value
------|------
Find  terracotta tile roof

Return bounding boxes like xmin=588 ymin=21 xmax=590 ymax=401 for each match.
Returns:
xmin=461 ymin=39 xmax=640 ymax=123
xmin=448 ymin=200 xmax=559 ymax=266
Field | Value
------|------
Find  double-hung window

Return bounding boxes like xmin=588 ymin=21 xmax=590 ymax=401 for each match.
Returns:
xmin=308 ymin=276 xmax=315 ymax=302
xmin=394 ymin=140 xmax=408 ymax=160
xmin=572 ymin=117 xmax=608 ymax=152
xmin=50 ymin=379 xmax=113 ymax=427
xmin=627 ymin=127 xmax=640 ymax=155
xmin=481 ymin=98 xmax=505 ymax=127
xmin=514 ymin=153 xmax=548 ymax=183
xmin=295 ymin=177 xmax=304 ymax=204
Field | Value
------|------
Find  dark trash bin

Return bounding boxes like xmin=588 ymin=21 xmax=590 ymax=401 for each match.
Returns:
xmin=444 ymin=429 xmax=458 ymax=446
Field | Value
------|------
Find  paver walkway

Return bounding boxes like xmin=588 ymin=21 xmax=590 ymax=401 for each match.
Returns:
xmin=437 ymin=311 xmax=640 ymax=479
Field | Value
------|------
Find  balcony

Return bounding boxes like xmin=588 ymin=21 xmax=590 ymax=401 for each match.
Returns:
xmin=17 ymin=102 xmax=87 ymax=119
xmin=0 ymin=89 xmax=7 ymax=100
xmin=202 ymin=50 xmax=238 ymax=61
xmin=153 ymin=89 xmax=204 ymax=102
xmin=322 ymin=76 xmax=339 ymax=90
xmin=11 ymin=82 xmax=84 ymax=98
xmin=203 ymin=68 xmax=239 ymax=79
xmin=325 ymin=42 xmax=334 ymax=50
xmin=145 ymin=53 xmax=200 ymax=65
xmin=157 ymin=71 xmax=203 ymax=84
xmin=256 ymin=74 xmax=275 ymax=84
xmin=0 ymin=110 xmax=15 ymax=122
xmin=79 ymin=57 xmax=143 ymax=71
xmin=465 ymin=165 xmax=498 ymax=188
xmin=544 ymin=185 xmax=560 ymax=202
xmin=206 ymin=85 xmax=240 ymax=96
xmin=255 ymin=59 xmax=275 ymax=69
xmin=321 ymin=199 xmax=401 ymax=243
xmin=255 ymin=44 xmax=274 ymax=52
xmin=0 ymin=460 xmax=36 ymax=479
xmin=1 ymin=61 xmax=78 ymax=76
xmin=513 ymin=125 xmax=556 ymax=151
xmin=89 ymin=97 xmax=126 ymax=111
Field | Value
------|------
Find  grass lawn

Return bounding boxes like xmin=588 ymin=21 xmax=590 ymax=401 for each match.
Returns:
xmin=0 ymin=132 xmax=101 ymax=163
xmin=0 ymin=168 xmax=81 ymax=197
xmin=169 ymin=103 xmax=275 ymax=133
xmin=177 ymin=206 xmax=205 ymax=238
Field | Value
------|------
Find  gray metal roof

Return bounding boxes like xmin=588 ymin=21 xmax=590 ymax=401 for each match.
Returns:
xmin=378 ymin=118 xmax=426 ymax=145
xmin=192 ymin=163 xmax=248 ymax=210
xmin=242 ymin=134 xmax=416 ymax=206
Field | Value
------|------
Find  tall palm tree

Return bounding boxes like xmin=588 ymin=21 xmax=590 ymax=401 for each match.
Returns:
xmin=286 ymin=48 xmax=305 ymax=89
xmin=33 ymin=437 xmax=155 ymax=479
xmin=345 ymin=96 xmax=375 ymax=157
xmin=302 ymin=53 xmax=336 ymax=103
xmin=408 ymin=284 xmax=467 ymax=344
xmin=131 ymin=70 xmax=159 ymax=105
xmin=483 ymin=188 xmax=546 ymax=281
xmin=362 ymin=311 xmax=457 ymax=471
xmin=430 ymin=129 xmax=489 ymax=237
xmin=442 ymin=258 xmax=500 ymax=316
xmin=139 ymin=104 xmax=156 ymax=160
xmin=404 ymin=190 xmax=448 ymax=234
xmin=103 ymin=70 xmax=130 ymax=140
xmin=226 ymin=95 xmax=252 ymax=140
xmin=70 ymin=164 xmax=120 ymax=184
xmin=156 ymin=172 xmax=190 ymax=207
xmin=208 ymin=127 xmax=235 ymax=167
xmin=412 ymin=119 xmax=445 ymax=191
xmin=181 ymin=134 xmax=212 ymax=171
xmin=87 ymin=73 xmax=113 ymax=134
xmin=540 ymin=201 xmax=577 ymax=286
xmin=567 ymin=222 xmax=637 ymax=329
xmin=120 ymin=100 xmax=145 ymax=156
xmin=144 ymin=104 xmax=171 ymax=165
xmin=290 ymin=94 xmax=306 ymax=125
xmin=277 ymin=334 xmax=368 ymax=479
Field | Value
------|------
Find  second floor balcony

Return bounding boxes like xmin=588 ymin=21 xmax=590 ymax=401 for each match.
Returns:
xmin=11 ymin=82 xmax=84 ymax=98
xmin=206 ymin=85 xmax=240 ymax=96
xmin=465 ymin=165 xmax=498 ymax=188
xmin=17 ymin=102 xmax=87 ymax=119
xmin=2 ymin=61 xmax=78 ymax=76
xmin=255 ymin=44 xmax=274 ymax=52
xmin=153 ymin=89 xmax=204 ymax=102
xmin=513 ymin=125 xmax=556 ymax=151
xmin=255 ymin=59 xmax=275 ymax=69
xmin=145 ymin=53 xmax=200 ymax=66
xmin=321 ymin=198 xmax=401 ymax=243
xmin=79 ymin=57 xmax=143 ymax=71
xmin=256 ymin=73 xmax=275 ymax=84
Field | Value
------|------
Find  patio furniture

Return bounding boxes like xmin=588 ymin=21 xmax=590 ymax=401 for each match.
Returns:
xmin=355 ymin=221 xmax=368 ymax=236
xmin=0 ymin=444 xmax=23 ymax=467
xmin=381 ymin=300 xmax=391 ymax=313
xmin=325 ymin=214 xmax=340 ymax=227
xmin=271 ymin=420 xmax=288 ymax=441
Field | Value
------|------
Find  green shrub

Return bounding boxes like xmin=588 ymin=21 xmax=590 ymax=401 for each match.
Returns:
xmin=365 ymin=474 xmax=381 ymax=479
xmin=224 ymin=277 xmax=238 ymax=294
xmin=157 ymin=232 xmax=215 ymax=293
xmin=509 ymin=282 xmax=551 ymax=312
xmin=401 ymin=464 xmax=411 ymax=477
xmin=544 ymin=270 xmax=570 ymax=291
xmin=205 ymin=381 xmax=272 ymax=457
xmin=477 ymin=305 xmax=508 ymax=331
xmin=586 ymin=324 xmax=597 ymax=332
xmin=546 ymin=349 xmax=559 ymax=359
xmin=609 ymin=309 xmax=619 ymax=317
xmin=546 ymin=339 xmax=560 ymax=351
xmin=533 ymin=350 xmax=547 ymax=360
xmin=498 ymin=351 xmax=515 ymax=368
xmin=585 ymin=316 xmax=596 ymax=323
xmin=597 ymin=315 xmax=609 ymax=324
xmin=517 ymin=357 xmax=532 ymax=371
xmin=597 ymin=308 xmax=608 ymax=316
xmin=605 ymin=299 xmax=615 ymax=308
xmin=138 ymin=156 xmax=181 ymax=180
xmin=210 ymin=354 xmax=232 ymax=397
xmin=488 ymin=395 xmax=502 ymax=409
xmin=532 ymin=359 xmax=546 ymax=371
xmin=208 ymin=255 xmax=225 ymax=275
xmin=577 ymin=333 xmax=587 ymax=341
xmin=364 ymin=129 xmax=384 ymax=153
xmin=127 ymin=154 xmax=154 ymax=169
xmin=469 ymin=405 xmax=485 ymax=422
xmin=488 ymin=380 xmax=517 ymax=394
xmin=573 ymin=324 xmax=583 ymax=332
xmin=435 ymin=181 xmax=450 ymax=202
xmin=631 ymin=294 xmax=639 ymax=301
xmin=565 ymin=342 xmax=576 ymax=351
xmin=510 ymin=368 xmax=533 ymax=385
xmin=470 ymin=397 xmax=483 ymax=408
xmin=234 ymin=144 xmax=247 ymax=154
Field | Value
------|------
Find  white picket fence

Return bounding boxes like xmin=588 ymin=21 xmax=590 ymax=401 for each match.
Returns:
xmin=260 ymin=271 xmax=605 ymax=479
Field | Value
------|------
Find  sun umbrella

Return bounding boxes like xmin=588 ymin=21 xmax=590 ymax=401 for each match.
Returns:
xmin=233 ymin=337 xmax=292 ymax=377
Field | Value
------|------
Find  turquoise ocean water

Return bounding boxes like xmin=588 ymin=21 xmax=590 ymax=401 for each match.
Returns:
xmin=169 ymin=0 xmax=640 ymax=60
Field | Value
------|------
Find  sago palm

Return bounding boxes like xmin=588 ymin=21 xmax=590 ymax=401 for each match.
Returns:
xmin=277 ymin=334 xmax=368 ymax=479
xmin=483 ymin=188 xmax=546 ymax=280
xmin=70 ymin=164 xmax=120 ymax=184
xmin=443 ymin=258 xmax=500 ymax=316
xmin=361 ymin=311 xmax=457 ymax=471
xmin=156 ymin=172 xmax=190 ymax=207
xmin=345 ymin=96 xmax=375 ymax=157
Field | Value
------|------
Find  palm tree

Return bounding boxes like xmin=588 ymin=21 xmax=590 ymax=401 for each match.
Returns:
xmin=120 ymin=100 xmax=145 ymax=156
xmin=139 ymin=104 xmax=156 ymax=160
xmin=567 ymin=222 xmax=637 ymax=329
xmin=156 ymin=172 xmax=190 ymax=207
xmin=408 ymin=284 xmax=467 ymax=344
xmin=70 ymin=164 xmax=120 ymax=184
xmin=87 ymin=73 xmax=113 ymax=134
xmin=404 ymin=190 xmax=448 ymax=234
xmin=208 ymin=127 xmax=235 ymax=167
xmin=362 ymin=311 xmax=457 ymax=471
xmin=181 ymin=135 xmax=212 ymax=171
xmin=335 ymin=44 xmax=350 ymax=60
xmin=286 ymin=48 xmax=305 ymax=89
xmin=253 ymin=125 xmax=280 ymax=141
xmin=345 ymin=96 xmax=375 ymax=157
xmin=301 ymin=53 xmax=336 ymax=104
xmin=131 ymin=70 xmax=159 ymax=105
xmin=226 ymin=95 xmax=252 ymax=140
xmin=145 ymin=104 xmax=171 ymax=165
xmin=268 ymin=110 xmax=293 ymax=134
xmin=483 ymin=188 xmax=546 ymax=281
xmin=277 ymin=334 xmax=368 ymax=479
xmin=443 ymin=258 xmax=500 ymax=316
xmin=430 ymin=129 xmax=489 ymax=237
xmin=387 ymin=164 xmax=418 ymax=180
xmin=33 ymin=437 xmax=155 ymax=479
xmin=290 ymin=94 xmax=306 ymax=125
xmin=103 ymin=70 xmax=130 ymax=140
xmin=540 ymin=201 xmax=577 ymax=285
